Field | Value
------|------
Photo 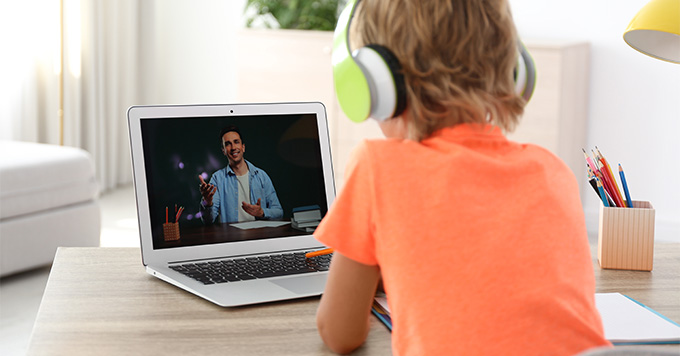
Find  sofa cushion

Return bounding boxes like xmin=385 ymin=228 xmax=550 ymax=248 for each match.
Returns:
xmin=0 ymin=200 xmax=100 ymax=276
xmin=0 ymin=140 xmax=99 ymax=220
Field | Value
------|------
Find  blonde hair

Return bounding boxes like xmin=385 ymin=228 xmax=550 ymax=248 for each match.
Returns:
xmin=353 ymin=0 xmax=525 ymax=141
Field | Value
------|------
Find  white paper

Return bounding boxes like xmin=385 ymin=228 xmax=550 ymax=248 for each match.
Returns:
xmin=230 ymin=221 xmax=291 ymax=230
xmin=596 ymin=292 xmax=680 ymax=343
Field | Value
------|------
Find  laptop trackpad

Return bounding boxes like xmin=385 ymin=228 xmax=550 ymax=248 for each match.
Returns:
xmin=271 ymin=274 xmax=327 ymax=295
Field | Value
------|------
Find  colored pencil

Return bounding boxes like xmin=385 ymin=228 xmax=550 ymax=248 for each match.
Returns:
xmin=305 ymin=248 xmax=334 ymax=258
xmin=582 ymin=148 xmax=598 ymax=173
xmin=175 ymin=206 xmax=184 ymax=222
xmin=584 ymin=151 xmax=617 ymax=205
xmin=597 ymin=147 xmax=627 ymax=207
xmin=593 ymin=154 xmax=622 ymax=207
xmin=596 ymin=177 xmax=610 ymax=207
xmin=589 ymin=178 xmax=615 ymax=207
xmin=619 ymin=164 xmax=633 ymax=208
xmin=588 ymin=168 xmax=615 ymax=207
xmin=602 ymin=159 xmax=626 ymax=207
xmin=597 ymin=168 xmax=615 ymax=205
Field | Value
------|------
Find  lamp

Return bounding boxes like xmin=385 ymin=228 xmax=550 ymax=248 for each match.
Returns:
xmin=623 ymin=0 xmax=680 ymax=64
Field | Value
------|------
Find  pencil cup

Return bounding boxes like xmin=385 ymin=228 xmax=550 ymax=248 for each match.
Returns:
xmin=163 ymin=222 xmax=180 ymax=241
xmin=598 ymin=201 xmax=655 ymax=271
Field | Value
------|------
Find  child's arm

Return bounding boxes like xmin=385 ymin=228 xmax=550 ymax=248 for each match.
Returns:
xmin=316 ymin=252 xmax=381 ymax=354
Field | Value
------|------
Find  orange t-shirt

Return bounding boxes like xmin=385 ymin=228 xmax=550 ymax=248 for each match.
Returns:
xmin=314 ymin=124 xmax=610 ymax=355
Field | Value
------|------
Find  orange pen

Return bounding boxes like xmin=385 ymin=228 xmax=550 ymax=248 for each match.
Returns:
xmin=305 ymin=248 xmax=334 ymax=258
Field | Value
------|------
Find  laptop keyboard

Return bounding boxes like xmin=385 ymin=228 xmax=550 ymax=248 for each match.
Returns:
xmin=169 ymin=251 xmax=333 ymax=285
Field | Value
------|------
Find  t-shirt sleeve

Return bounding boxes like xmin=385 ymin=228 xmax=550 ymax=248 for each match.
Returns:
xmin=314 ymin=141 xmax=378 ymax=266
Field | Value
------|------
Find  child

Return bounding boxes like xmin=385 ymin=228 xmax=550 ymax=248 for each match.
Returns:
xmin=314 ymin=0 xmax=610 ymax=355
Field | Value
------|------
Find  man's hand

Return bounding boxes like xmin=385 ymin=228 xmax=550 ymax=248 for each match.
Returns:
xmin=199 ymin=175 xmax=217 ymax=206
xmin=242 ymin=198 xmax=264 ymax=218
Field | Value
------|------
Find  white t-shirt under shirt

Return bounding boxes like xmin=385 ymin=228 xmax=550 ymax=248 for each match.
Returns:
xmin=236 ymin=173 xmax=255 ymax=222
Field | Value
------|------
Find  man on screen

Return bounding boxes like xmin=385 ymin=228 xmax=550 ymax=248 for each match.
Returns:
xmin=199 ymin=125 xmax=283 ymax=224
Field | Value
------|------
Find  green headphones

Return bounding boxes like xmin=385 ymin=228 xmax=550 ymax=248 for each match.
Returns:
xmin=332 ymin=0 xmax=536 ymax=123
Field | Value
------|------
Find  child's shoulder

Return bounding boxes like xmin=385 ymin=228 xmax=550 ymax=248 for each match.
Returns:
xmin=519 ymin=141 xmax=568 ymax=164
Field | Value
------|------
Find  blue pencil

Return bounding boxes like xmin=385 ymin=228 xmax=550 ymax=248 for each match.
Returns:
xmin=596 ymin=177 xmax=610 ymax=207
xmin=619 ymin=164 xmax=633 ymax=208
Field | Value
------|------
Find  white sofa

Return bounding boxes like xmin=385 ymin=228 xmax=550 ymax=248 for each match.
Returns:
xmin=0 ymin=140 xmax=101 ymax=277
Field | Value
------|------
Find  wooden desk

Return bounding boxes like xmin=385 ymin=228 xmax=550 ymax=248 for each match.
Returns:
xmin=27 ymin=247 xmax=391 ymax=356
xmin=591 ymin=243 xmax=680 ymax=325
xmin=28 ymin=244 xmax=680 ymax=355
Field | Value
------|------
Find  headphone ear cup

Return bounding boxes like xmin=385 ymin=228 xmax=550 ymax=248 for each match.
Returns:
xmin=331 ymin=0 xmax=406 ymax=122
xmin=332 ymin=0 xmax=373 ymax=122
xmin=352 ymin=44 xmax=407 ymax=121
xmin=363 ymin=44 xmax=407 ymax=119
xmin=515 ymin=42 xmax=536 ymax=102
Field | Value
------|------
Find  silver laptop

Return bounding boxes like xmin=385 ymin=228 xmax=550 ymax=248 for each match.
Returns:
xmin=127 ymin=102 xmax=334 ymax=307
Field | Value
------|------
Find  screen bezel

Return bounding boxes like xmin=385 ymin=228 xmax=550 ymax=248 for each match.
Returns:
xmin=127 ymin=102 xmax=334 ymax=266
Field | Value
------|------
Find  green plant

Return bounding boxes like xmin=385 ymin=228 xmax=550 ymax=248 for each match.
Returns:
xmin=245 ymin=0 xmax=342 ymax=31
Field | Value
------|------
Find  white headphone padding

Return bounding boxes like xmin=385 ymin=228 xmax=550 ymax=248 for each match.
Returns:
xmin=515 ymin=52 xmax=527 ymax=97
xmin=352 ymin=47 xmax=398 ymax=121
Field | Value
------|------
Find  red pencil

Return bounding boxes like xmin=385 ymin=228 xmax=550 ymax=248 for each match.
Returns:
xmin=598 ymin=169 xmax=623 ymax=207
xmin=175 ymin=206 xmax=184 ymax=222
xmin=599 ymin=157 xmax=625 ymax=207
xmin=165 ymin=207 xmax=168 ymax=224
xmin=595 ymin=147 xmax=627 ymax=207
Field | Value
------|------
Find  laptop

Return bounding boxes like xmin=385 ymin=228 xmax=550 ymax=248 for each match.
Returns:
xmin=127 ymin=102 xmax=335 ymax=307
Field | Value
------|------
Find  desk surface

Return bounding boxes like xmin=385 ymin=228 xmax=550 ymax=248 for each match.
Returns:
xmin=28 ymin=244 xmax=680 ymax=355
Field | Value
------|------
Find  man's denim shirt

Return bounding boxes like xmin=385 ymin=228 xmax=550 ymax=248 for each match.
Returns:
xmin=201 ymin=160 xmax=283 ymax=224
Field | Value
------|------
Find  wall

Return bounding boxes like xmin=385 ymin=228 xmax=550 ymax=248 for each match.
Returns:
xmin=510 ymin=0 xmax=680 ymax=241
xmin=140 ymin=0 xmax=246 ymax=106
xmin=143 ymin=0 xmax=679 ymax=242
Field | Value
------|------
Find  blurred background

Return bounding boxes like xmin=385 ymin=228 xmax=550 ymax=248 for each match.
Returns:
xmin=1 ymin=0 xmax=677 ymax=237
xmin=1 ymin=1 xmax=679 ymax=354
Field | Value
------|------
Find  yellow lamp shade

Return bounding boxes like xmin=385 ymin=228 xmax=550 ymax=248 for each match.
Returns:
xmin=624 ymin=0 xmax=680 ymax=63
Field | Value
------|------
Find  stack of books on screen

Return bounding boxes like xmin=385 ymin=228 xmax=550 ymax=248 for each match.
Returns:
xmin=291 ymin=205 xmax=322 ymax=232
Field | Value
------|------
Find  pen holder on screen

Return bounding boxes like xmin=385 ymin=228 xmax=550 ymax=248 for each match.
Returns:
xmin=163 ymin=222 xmax=180 ymax=241
xmin=598 ymin=201 xmax=655 ymax=271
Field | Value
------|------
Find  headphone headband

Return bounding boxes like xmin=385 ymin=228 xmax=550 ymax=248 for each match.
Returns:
xmin=332 ymin=0 xmax=536 ymax=123
xmin=332 ymin=1 xmax=372 ymax=122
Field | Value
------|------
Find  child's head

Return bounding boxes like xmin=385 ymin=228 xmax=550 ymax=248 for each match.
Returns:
xmin=352 ymin=0 xmax=525 ymax=141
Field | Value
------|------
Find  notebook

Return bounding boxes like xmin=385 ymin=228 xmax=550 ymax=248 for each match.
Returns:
xmin=127 ymin=102 xmax=335 ymax=307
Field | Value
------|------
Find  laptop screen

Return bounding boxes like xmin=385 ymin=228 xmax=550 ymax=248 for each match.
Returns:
xmin=139 ymin=112 xmax=330 ymax=250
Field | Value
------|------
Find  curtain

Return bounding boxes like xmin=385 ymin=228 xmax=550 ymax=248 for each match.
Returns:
xmin=0 ymin=1 xmax=59 ymax=143
xmin=2 ymin=0 xmax=248 ymax=192
xmin=1 ymin=0 xmax=141 ymax=192
xmin=72 ymin=0 xmax=139 ymax=191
